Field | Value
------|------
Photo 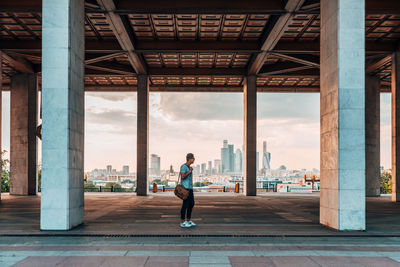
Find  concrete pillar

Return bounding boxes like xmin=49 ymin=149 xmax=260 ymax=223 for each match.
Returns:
xmin=365 ymin=75 xmax=381 ymax=197
xmin=40 ymin=0 xmax=85 ymax=230
xmin=0 ymin=52 xmax=2 ymax=200
xmin=243 ymin=75 xmax=257 ymax=196
xmin=392 ymin=51 xmax=400 ymax=202
xmin=320 ymin=0 xmax=366 ymax=230
xmin=9 ymin=74 xmax=38 ymax=195
xmin=136 ymin=75 xmax=149 ymax=196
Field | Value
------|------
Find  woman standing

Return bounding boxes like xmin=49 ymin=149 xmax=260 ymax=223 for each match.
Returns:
xmin=180 ymin=153 xmax=196 ymax=228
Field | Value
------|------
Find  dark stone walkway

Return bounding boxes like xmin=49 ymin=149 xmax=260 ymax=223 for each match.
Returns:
xmin=0 ymin=192 xmax=399 ymax=236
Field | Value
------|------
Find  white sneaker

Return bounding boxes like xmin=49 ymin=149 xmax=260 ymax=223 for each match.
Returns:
xmin=180 ymin=221 xmax=190 ymax=228
xmin=187 ymin=221 xmax=197 ymax=227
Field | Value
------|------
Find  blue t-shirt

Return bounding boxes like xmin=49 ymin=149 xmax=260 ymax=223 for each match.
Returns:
xmin=180 ymin=164 xmax=193 ymax=189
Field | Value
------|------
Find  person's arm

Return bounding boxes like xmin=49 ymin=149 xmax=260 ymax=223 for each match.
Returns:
xmin=180 ymin=166 xmax=192 ymax=179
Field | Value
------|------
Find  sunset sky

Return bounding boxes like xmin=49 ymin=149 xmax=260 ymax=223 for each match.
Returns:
xmin=1 ymin=92 xmax=392 ymax=172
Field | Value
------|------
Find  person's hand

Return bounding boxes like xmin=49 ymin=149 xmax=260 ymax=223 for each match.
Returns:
xmin=189 ymin=167 xmax=193 ymax=172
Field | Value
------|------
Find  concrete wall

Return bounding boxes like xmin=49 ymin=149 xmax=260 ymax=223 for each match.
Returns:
xmin=10 ymin=74 xmax=37 ymax=196
xmin=320 ymin=0 xmax=366 ymax=230
xmin=40 ymin=0 xmax=85 ymax=230
xmin=365 ymin=75 xmax=380 ymax=197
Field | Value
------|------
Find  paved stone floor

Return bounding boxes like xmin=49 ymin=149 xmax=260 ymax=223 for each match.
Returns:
xmin=1 ymin=192 xmax=400 ymax=236
xmin=1 ymin=192 xmax=400 ymax=266
xmin=1 ymin=236 xmax=400 ymax=266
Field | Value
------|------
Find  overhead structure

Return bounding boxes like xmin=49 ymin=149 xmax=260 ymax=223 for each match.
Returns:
xmin=0 ymin=0 xmax=398 ymax=92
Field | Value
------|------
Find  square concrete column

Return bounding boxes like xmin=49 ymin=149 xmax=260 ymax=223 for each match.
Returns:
xmin=136 ymin=75 xmax=149 ymax=196
xmin=40 ymin=0 xmax=85 ymax=230
xmin=365 ymin=75 xmax=380 ymax=197
xmin=320 ymin=0 xmax=366 ymax=230
xmin=9 ymin=74 xmax=38 ymax=195
xmin=0 ymin=52 xmax=2 ymax=200
xmin=392 ymin=51 xmax=400 ymax=202
xmin=243 ymin=75 xmax=257 ymax=196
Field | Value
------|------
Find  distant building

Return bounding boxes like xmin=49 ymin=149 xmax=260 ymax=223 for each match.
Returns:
xmin=122 ymin=165 xmax=129 ymax=175
xmin=221 ymin=139 xmax=229 ymax=173
xmin=150 ymin=154 xmax=161 ymax=175
xmin=235 ymin=149 xmax=242 ymax=172
xmin=207 ymin=161 xmax=212 ymax=174
xmin=169 ymin=165 xmax=174 ymax=173
xmin=214 ymin=159 xmax=222 ymax=174
xmin=256 ymin=152 xmax=259 ymax=172
xmin=228 ymin=144 xmax=234 ymax=172
xmin=194 ymin=164 xmax=201 ymax=175
xmin=106 ymin=165 xmax=112 ymax=174
xmin=262 ymin=141 xmax=271 ymax=172
xmin=201 ymin=163 xmax=207 ymax=174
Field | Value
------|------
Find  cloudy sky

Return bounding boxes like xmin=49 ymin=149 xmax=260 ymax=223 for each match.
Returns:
xmin=1 ymin=91 xmax=392 ymax=172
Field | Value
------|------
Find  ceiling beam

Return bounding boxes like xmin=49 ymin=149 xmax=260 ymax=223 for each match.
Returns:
xmin=248 ymin=0 xmax=306 ymax=75
xmin=268 ymin=52 xmax=320 ymax=67
xmin=148 ymin=68 xmax=246 ymax=76
xmin=258 ymin=61 xmax=317 ymax=75
xmin=1 ymin=0 xmax=400 ymax=15
xmin=1 ymin=51 xmax=34 ymax=73
xmin=0 ymin=0 xmax=41 ymax=12
xmin=85 ymin=61 xmax=134 ymax=75
xmin=0 ymin=40 xmax=122 ymax=53
xmin=366 ymin=0 xmax=400 ymax=14
xmin=2 ymin=39 xmax=398 ymax=54
xmin=274 ymin=41 xmax=397 ymax=54
xmin=83 ymin=85 xmax=320 ymax=93
xmin=96 ymin=0 xmax=147 ymax=74
xmin=366 ymin=55 xmax=392 ymax=74
xmin=135 ymin=40 xmax=260 ymax=52
xmin=115 ymin=0 xmax=284 ymax=14
xmin=260 ymin=65 xmax=315 ymax=75
xmin=0 ymin=82 xmax=391 ymax=93
xmin=85 ymin=52 xmax=127 ymax=64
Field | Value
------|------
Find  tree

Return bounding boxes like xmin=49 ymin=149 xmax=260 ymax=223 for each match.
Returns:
xmin=37 ymin=169 xmax=41 ymax=192
xmin=202 ymin=181 xmax=212 ymax=186
xmin=105 ymin=182 xmax=122 ymax=192
xmin=194 ymin=182 xmax=203 ymax=187
xmin=0 ymin=151 xmax=10 ymax=193
xmin=151 ymin=179 xmax=162 ymax=184
xmin=380 ymin=172 xmax=392 ymax=194
xmin=84 ymin=181 xmax=97 ymax=192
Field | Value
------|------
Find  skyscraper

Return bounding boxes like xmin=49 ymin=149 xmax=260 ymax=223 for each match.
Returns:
xmin=228 ymin=144 xmax=234 ymax=172
xmin=262 ymin=141 xmax=271 ymax=171
xmin=150 ymin=154 xmax=161 ymax=175
xmin=201 ymin=163 xmax=206 ymax=174
xmin=106 ymin=165 xmax=112 ymax=174
xmin=221 ymin=140 xmax=229 ymax=173
xmin=214 ymin=159 xmax=222 ymax=174
xmin=122 ymin=165 xmax=129 ymax=175
xmin=235 ymin=148 xmax=242 ymax=172
xmin=256 ymin=152 xmax=259 ymax=173
xmin=207 ymin=161 xmax=212 ymax=174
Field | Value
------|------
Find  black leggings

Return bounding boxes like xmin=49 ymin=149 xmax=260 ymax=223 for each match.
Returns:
xmin=181 ymin=189 xmax=194 ymax=220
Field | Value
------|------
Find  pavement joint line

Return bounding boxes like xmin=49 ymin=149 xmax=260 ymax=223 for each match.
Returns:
xmin=2 ymin=243 xmax=400 ymax=247
xmin=1 ymin=250 xmax=400 ymax=257
xmin=2 ymin=233 xmax=400 ymax=237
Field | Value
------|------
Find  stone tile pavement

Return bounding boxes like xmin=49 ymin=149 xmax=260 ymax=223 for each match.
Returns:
xmin=1 ymin=236 xmax=400 ymax=266
xmin=1 ymin=192 xmax=400 ymax=236
xmin=1 ymin=193 xmax=400 ymax=265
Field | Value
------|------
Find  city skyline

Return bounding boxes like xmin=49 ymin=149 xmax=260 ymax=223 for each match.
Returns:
xmin=0 ymin=92 xmax=393 ymax=171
